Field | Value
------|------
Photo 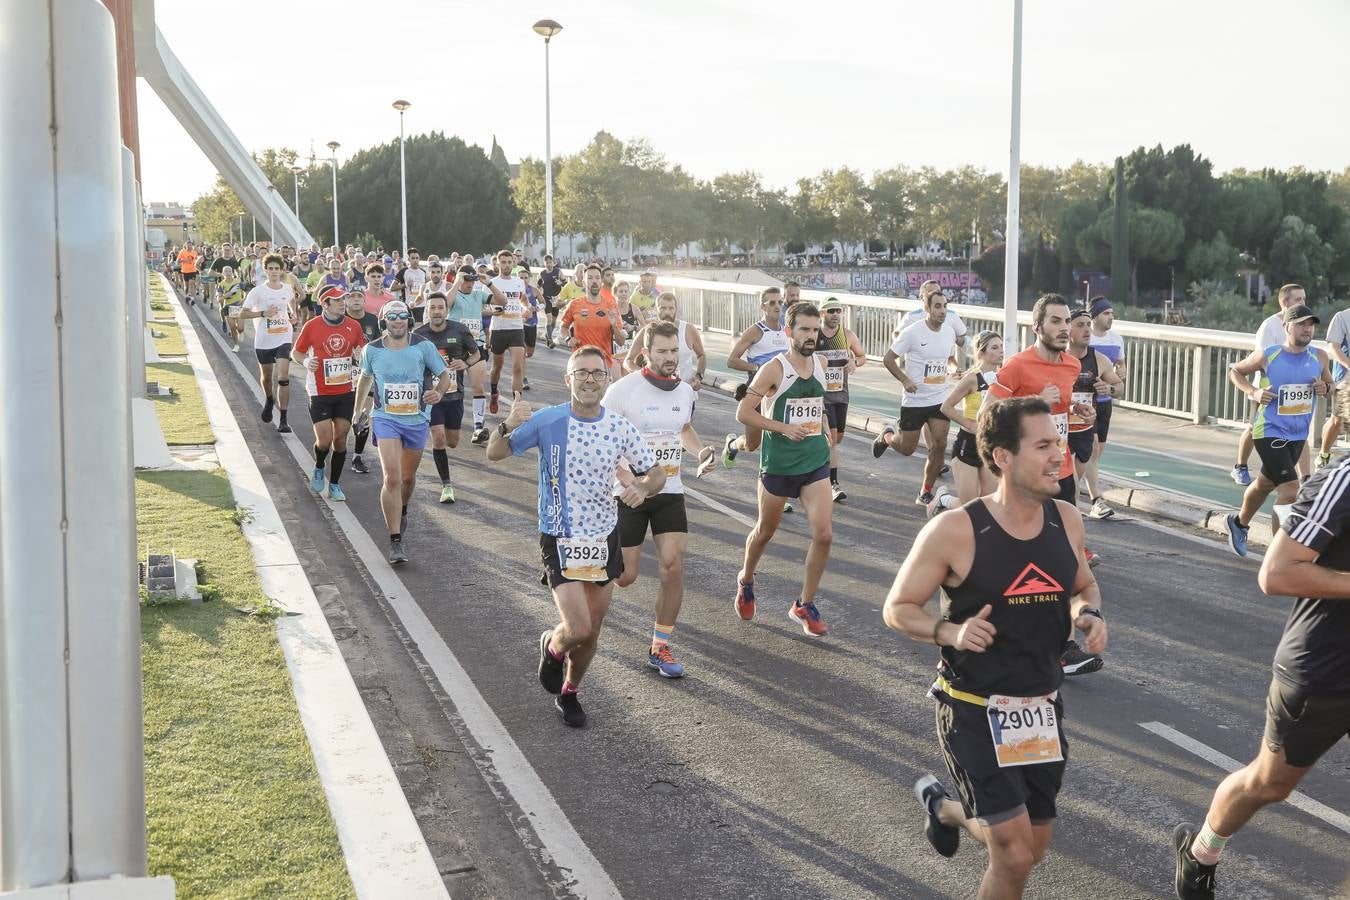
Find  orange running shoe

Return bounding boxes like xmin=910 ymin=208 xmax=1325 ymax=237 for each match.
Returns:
xmin=789 ymin=600 xmax=829 ymax=637
xmin=734 ymin=580 xmax=755 ymax=621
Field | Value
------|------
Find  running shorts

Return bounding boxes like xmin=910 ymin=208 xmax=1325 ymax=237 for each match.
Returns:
xmin=490 ymin=330 xmax=525 ymax=354
xmin=1056 ymin=474 xmax=1077 ymax=505
xmin=371 ymin=416 xmax=429 ymax=450
xmin=540 ymin=529 xmax=623 ymax=588
xmin=825 ymin=401 xmax=848 ymax=433
xmin=255 ymin=343 xmax=292 ymax=365
xmin=429 ymin=396 xmax=465 ymax=431
xmin=1067 ymin=429 xmax=1095 ymax=464
xmin=183 ymin=271 xmax=197 ymax=283
xmin=309 ymin=392 xmax=356 ymax=423
xmin=899 ymin=404 xmax=948 ymax=432
xmin=524 ymin=324 xmax=538 ymax=349
xmin=760 ymin=462 xmax=831 ymax=499
xmin=618 ymin=493 xmax=688 ymax=547
xmin=1254 ymin=438 xmax=1305 ymax=486
xmin=1094 ymin=399 xmax=1113 ymax=441
xmin=1264 ymin=676 xmax=1350 ymax=768
xmin=953 ymin=429 xmax=982 ymax=468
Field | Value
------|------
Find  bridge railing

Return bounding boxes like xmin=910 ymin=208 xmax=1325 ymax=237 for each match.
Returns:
xmin=614 ymin=273 xmax=1274 ymax=429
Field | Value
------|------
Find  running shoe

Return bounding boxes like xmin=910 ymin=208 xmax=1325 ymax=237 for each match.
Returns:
xmin=1224 ymin=513 xmax=1249 ymax=558
xmin=1060 ymin=639 xmax=1103 ymax=675
xmin=539 ymin=570 xmax=549 ymax=587
xmin=916 ymin=489 xmax=935 ymax=507
xmin=261 ymin=398 xmax=274 ymax=423
xmin=231 ymin=342 xmax=241 ymax=352
xmin=471 ymin=427 xmax=490 ymax=445
xmin=538 ymin=630 xmax=566 ymax=694
xmin=439 ymin=484 xmax=456 ymax=504
xmin=783 ymin=501 xmax=794 ymax=514
xmin=1085 ymin=548 xmax=1102 ymax=568
xmin=388 ymin=538 xmax=408 ymax=565
xmin=913 ymin=775 xmax=960 ymax=858
xmin=350 ymin=455 xmax=370 ymax=474
xmin=326 ymin=484 xmax=347 ymax=502
xmin=789 ymin=600 xmax=829 ymax=637
xmin=831 ymin=483 xmax=847 ymax=502
xmin=545 ymin=336 xmax=555 ymax=350
xmin=489 ymin=393 xmax=499 ymax=414
xmin=277 ymin=419 xmax=291 ymax=434
xmin=926 ymin=486 xmax=952 ymax=520
xmin=555 ymin=692 xmax=586 ymax=728
xmin=872 ymin=425 xmax=896 ymax=459
xmin=733 ymin=383 xmax=748 ymax=401
xmin=1230 ymin=464 xmax=1252 ymax=486
xmin=309 ymin=468 xmax=326 ymax=494
xmin=1318 ymin=452 xmax=1333 ymax=470
xmin=734 ymin=580 xmax=756 ymax=621
xmin=1172 ymin=823 xmax=1217 ymax=900
xmin=648 ymin=645 xmax=685 ymax=678
xmin=722 ymin=433 xmax=739 ymax=468
xmin=522 ymin=377 xmax=531 ymax=392
xmin=1089 ymin=498 xmax=1115 ymax=520
xmin=939 ymin=464 xmax=951 ymax=477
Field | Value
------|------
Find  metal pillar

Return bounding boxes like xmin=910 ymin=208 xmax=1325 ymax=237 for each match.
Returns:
xmin=543 ymin=37 xmax=554 ymax=257
xmin=1 ymin=0 xmax=145 ymax=889
xmin=124 ymin=147 xmax=146 ymax=400
xmin=1001 ymin=0 xmax=1023 ymax=353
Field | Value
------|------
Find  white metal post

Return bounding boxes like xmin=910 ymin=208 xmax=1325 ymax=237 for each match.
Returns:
xmin=329 ymin=142 xmax=340 ymax=248
xmin=544 ymin=37 xmax=554 ymax=257
xmin=397 ymin=108 xmax=409 ymax=259
xmin=124 ymin=149 xmax=146 ymax=401
xmin=1002 ymin=0 xmax=1023 ymax=353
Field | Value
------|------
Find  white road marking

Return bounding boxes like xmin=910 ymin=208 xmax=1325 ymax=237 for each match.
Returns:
xmin=685 ymin=485 xmax=757 ymax=528
xmin=1117 ymin=515 xmax=1265 ymax=563
xmin=191 ymin=303 xmax=624 ymax=899
xmin=1139 ymin=721 xmax=1350 ymax=834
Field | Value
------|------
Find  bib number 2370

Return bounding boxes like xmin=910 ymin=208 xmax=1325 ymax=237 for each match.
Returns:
xmin=383 ymin=382 xmax=419 ymax=416
xmin=557 ymin=536 xmax=609 ymax=582
xmin=986 ymin=694 xmax=1063 ymax=768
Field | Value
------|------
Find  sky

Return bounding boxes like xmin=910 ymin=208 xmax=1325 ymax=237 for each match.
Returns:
xmin=137 ymin=0 xmax=1350 ymax=204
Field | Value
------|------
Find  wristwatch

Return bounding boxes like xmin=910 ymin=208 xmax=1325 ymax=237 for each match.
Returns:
xmin=496 ymin=422 xmax=512 ymax=438
xmin=1079 ymin=608 xmax=1104 ymax=622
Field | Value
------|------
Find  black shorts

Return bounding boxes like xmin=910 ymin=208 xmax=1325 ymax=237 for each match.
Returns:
xmin=1056 ymin=474 xmax=1076 ymax=504
xmin=429 ymin=396 xmax=465 ymax=430
xmin=543 ymin=296 xmax=559 ymax=316
xmin=411 ymin=306 xmax=425 ymax=324
xmin=1067 ymin=429 xmax=1095 ymax=464
xmin=1254 ymin=438 xmax=1305 ymax=486
xmin=1094 ymin=400 xmax=1113 ymax=441
xmin=825 ymin=401 xmax=847 ymax=433
xmin=524 ymin=324 xmax=538 ymax=349
xmin=1264 ymin=677 xmax=1350 ymax=768
xmin=183 ymin=271 xmax=197 ymax=283
xmin=255 ymin=343 xmax=292 ymax=365
xmin=899 ymin=404 xmax=948 ymax=432
xmin=540 ymin=530 xmax=623 ymax=588
xmin=618 ymin=493 xmax=688 ymax=547
xmin=490 ymin=329 xmax=525 ymax=354
xmin=309 ymin=392 xmax=356 ymax=423
xmin=299 ymin=296 xmax=316 ymax=310
xmin=936 ymin=692 xmax=1068 ymax=825
xmin=954 ymin=429 xmax=982 ymax=468
xmin=760 ymin=462 xmax=831 ymax=499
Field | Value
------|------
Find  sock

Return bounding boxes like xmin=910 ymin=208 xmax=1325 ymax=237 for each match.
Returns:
xmin=490 ymin=381 xmax=499 ymax=395
xmin=561 ymin=680 xmax=578 ymax=695
xmin=432 ymin=448 xmax=450 ymax=482
xmin=830 ymin=467 xmax=839 ymax=485
xmin=279 ymin=409 xmax=288 ymax=423
xmin=923 ymin=483 xmax=933 ymax=494
xmin=391 ymin=532 xmax=402 ymax=542
xmin=315 ymin=446 xmax=330 ymax=468
xmin=329 ymin=451 xmax=347 ymax=484
xmin=354 ymin=427 xmax=369 ymax=455
xmin=473 ymin=396 xmax=486 ymax=426
xmin=262 ymin=395 xmax=274 ymax=411
xmin=401 ymin=504 xmax=408 ymax=518
xmin=1320 ymin=452 xmax=1331 ymax=462
xmin=925 ymin=786 xmax=944 ymax=818
xmin=546 ymin=640 xmax=565 ymax=661
xmin=651 ymin=622 xmax=676 ymax=653
xmin=1190 ymin=821 xmax=1230 ymax=866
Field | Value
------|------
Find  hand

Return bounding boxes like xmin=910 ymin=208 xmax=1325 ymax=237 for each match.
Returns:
xmin=449 ymin=359 xmax=467 ymax=371
xmin=1074 ymin=613 xmax=1108 ymax=654
xmin=902 ymin=379 xmax=918 ymax=394
xmin=696 ymin=446 xmax=717 ymax=477
xmin=505 ymin=392 xmax=533 ymax=428
xmin=305 ymin=357 xmax=319 ymax=371
xmin=691 ymin=372 xmax=703 ymax=390
xmin=356 ymin=408 xmax=371 ymax=431
xmin=265 ymin=304 xmax=280 ymax=318
xmin=953 ymin=604 xmax=997 ymax=652
xmin=423 ymin=389 xmax=442 ymax=405
xmin=1093 ymin=379 xmax=1111 ymax=394
xmin=779 ymin=423 xmax=811 ymax=442
xmin=616 ymin=466 xmax=646 ymax=507
xmin=1072 ymin=401 xmax=1096 ymax=423
xmin=1314 ymin=381 xmax=1330 ymax=397
xmin=1251 ymin=388 xmax=1274 ymax=405
xmin=845 ymin=360 xmax=857 ymax=376
xmin=1040 ymin=384 xmax=1061 ymax=405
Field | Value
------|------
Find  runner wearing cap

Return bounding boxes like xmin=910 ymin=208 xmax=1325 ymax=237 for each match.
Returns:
xmin=291 ymin=285 xmax=366 ymax=501
xmin=1067 ymin=309 xmax=1123 ymax=519
xmin=815 ymin=297 xmax=866 ymax=502
xmin=1224 ymin=304 xmax=1333 ymax=557
xmin=1233 ymin=284 xmax=1311 ymax=485
xmin=1086 ymin=297 xmax=1128 ymax=519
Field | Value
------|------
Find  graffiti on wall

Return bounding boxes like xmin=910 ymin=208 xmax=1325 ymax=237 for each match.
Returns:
xmin=769 ymin=269 xmax=988 ymax=303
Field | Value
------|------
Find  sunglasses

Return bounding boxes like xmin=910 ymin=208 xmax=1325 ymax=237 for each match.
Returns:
xmin=384 ymin=311 xmax=411 ymax=321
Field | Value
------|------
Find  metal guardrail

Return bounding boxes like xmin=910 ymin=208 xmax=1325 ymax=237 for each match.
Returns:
xmin=610 ymin=273 xmax=1315 ymax=431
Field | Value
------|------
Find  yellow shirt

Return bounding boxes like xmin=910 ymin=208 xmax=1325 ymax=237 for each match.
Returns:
xmin=556 ymin=281 xmax=586 ymax=309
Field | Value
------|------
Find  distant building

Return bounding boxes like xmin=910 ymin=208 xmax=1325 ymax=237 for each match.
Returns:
xmin=144 ymin=200 xmax=198 ymax=248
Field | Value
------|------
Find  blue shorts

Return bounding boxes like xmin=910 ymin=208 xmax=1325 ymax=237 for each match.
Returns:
xmin=371 ymin=415 xmax=429 ymax=450
xmin=760 ymin=462 xmax=831 ymax=499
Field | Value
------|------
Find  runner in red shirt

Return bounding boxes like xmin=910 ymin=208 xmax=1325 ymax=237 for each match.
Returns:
xmin=291 ymin=285 xmax=367 ymax=501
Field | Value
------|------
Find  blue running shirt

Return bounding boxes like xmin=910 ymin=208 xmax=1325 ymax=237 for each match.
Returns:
xmin=360 ymin=334 xmax=446 ymax=424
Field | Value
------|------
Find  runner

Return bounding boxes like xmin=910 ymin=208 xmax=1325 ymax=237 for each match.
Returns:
xmin=361 ymin=262 xmax=397 ymax=315
xmin=603 ymin=322 xmax=717 ymax=678
xmin=873 ymin=289 xmax=959 ymax=506
xmin=291 ymin=285 xmax=365 ymax=501
xmin=413 ymin=292 xmax=481 ymax=503
xmin=396 ymin=247 xmax=428 ymax=323
xmin=936 ymin=330 xmax=1004 ymax=511
xmin=611 ymin=280 xmax=645 ymax=381
xmin=1067 ymin=309 xmax=1123 ymax=519
xmin=815 ymin=297 xmax=867 ymax=502
xmin=631 ymin=268 xmax=660 ymax=317
xmin=517 ymin=265 xmax=540 ymax=391
xmin=899 ymin=280 xmax=968 ymax=348
xmin=1224 ymin=304 xmax=1332 ymax=556
xmin=732 ymin=302 xmax=833 ymax=636
xmin=345 ymin=289 xmax=382 ymax=475
xmin=1317 ymin=302 xmax=1350 ymax=468
xmin=352 ymin=300 xmax=453 ymax=564
xmin=1233 ymin=284 xmax=1309 ymax=485
xmin=884 ymin=396 xmax=1106 ymax=900
xmin=449 ymin=264 xmax=505 ymax=443
xmin=487 ymin=249 xmax=530 ymax=414
xmin=1086 ymin=297 xmax=1128 ymax=515
xmin=723 ymin=287 xmax=789 ymax=464
xmin=1173 ymin=455 xmax=1350 ymax=900
xmin=539 ymin=254 xmax=564 ymax=348
xmin=415 ymin=258 xmax=451 ymax=315
xmin=624 ymin=292 xmax=706 ymax=392
xmin=292 ymin=253 xmax=316 ymax=325
xmin=237 ymin=253 xmax=297 ymax=432
xmin=218 ymin=266 xmax=244 ymax=350
xmin=177 ymin=241 xmax=200 ymax=303
xmin=486 ymin=347 xmax=665 ymax=727
xmin=560 ymin=265 xmax=624 ymax=368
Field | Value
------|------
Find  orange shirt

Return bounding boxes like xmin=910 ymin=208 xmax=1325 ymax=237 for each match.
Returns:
xmin=561 ymin=295 xmax=620 ymax=364
xmin=177 ymin=249 xmax=199 ymax=274
xmin=987 ymin=346 xmax=1081 ymax=480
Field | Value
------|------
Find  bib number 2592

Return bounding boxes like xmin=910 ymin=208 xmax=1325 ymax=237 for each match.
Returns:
xmin=557 ymin=536 xmax=609 ymax=582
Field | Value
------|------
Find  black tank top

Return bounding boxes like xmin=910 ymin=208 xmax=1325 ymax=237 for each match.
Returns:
xmin=1073 ymin=348 xmax=1099 ymax=394
xmin=940 ymin=499 xmax=1077 ymax=696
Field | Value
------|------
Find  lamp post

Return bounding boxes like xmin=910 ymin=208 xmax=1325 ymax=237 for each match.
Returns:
xmin=290 ymin=164 xmax=303 ymax=237
xmin=1000 ymin=0 xmax=1023 ymax=353
xmin=533 ymin=19 xmax=562 ymax=257
xmin=327 ymin=140 xmax=341 ymax=248
xmin=393 ymin=100 xmax=411 ymax=259
xmin=236 ymin=211 xmax=245 ymax=248
xmin=266 ymin=184 xmax=276 ymax=246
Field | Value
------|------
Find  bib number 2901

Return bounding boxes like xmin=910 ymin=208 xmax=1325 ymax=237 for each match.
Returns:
xmin=557 ymin=536 xmax=609 ymax=582
xmin=986 ymin=694 xmax=1063 ymax=768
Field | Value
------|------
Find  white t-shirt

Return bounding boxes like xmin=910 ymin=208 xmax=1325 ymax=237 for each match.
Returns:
xmin=489 ymin=275 xmax=526 ymax=331
xmin=243 ymin=283 xmax=295 ymax=349
xmin=900 ymin=308 xmax=966 ymax=340
xmin=1256 ymin=313 xmax=1285 ymax=353
xmin=889 ymin=321 xmax=957 ymax=407
xmin=417 ymin=279 xmax=451 ymax=309
xmin=402 ymin=266 xmax=428 ymax=305
xmin=602 ymin=372 xmax=696 ymax=495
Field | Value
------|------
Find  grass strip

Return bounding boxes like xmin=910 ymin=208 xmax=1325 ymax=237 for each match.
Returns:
xmin=147 ymin=362 xmax=215 ymax=445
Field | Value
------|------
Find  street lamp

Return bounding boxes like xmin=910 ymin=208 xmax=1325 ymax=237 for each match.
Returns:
xmin=533 ymin=19 xmax=563 ymax=257
xmin=289 ymin=164 xmax=303 ymax=236
xmin=393 ymin=100 xmax=411 ymax=259
xmin=266 ymin=184 xmax=276 ymax=246
xmin=237 ymin=210 xmax=245 ymax=248
xmin=327 ymin=140 xmax=341 ymax=248
xmin=1000 ymin=0 xmax=1023 ymax=353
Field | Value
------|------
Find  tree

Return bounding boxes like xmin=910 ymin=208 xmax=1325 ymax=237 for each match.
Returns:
xmin=556 ymin=131 xmax=628 ymax=256
xmin=192 ymin=147 xmax=301 ymax=243
xmin=810 ymin=167 xmax=872 ymax=254
xmin=1268 ymin=214 xmax=1334 ymax=296
xmin=1215 ymin=174 xmax=1282 ymax=259
xmin=1185 ymin=231 xmax=1241 ymax=286
xmin=512 ymin=156 xmax=548 ymax=240
xmin=971 ymin=242 xmax=1033 ymax=306
xmin=489 ymin=137 xmax=511 ymax=177
xmin=1109 ymin=158 xmax=1129 ymax=306
xmin=869 ymin=166 xmax=917 ymax=258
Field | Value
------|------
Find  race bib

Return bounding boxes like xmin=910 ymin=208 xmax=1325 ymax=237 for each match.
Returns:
xmin=459 ymin=318 xmax=482 ymax=339
xmin=1069 ymin=391 xmax=1093 ymax=426
xmin=823 ymin=366 xmax=846 ymax=392
xmin=444 ymin=370 xmax=458 ymax=394
xmin=265 ymin=314 xmax=289 ymax=335
xmin=648 ymin=431 xmax=683 ymax=477
xmin=226 ymin=305 xmax=242 ymax=318
xmin=785 ymin=397 xmax=824 ymax=434
xmin=1278 ymin=383 xmax=1314 ymax=417
xmin=1052 ymin=413 xmax=1068 ymax=445
xmin=502 ymin=295 xmax=525 ymax=319
xmin=557 ymin=536 xmax=608 ymax=582
xmin=923 ymin=359 xmax=947 ymax=385
xmin=383 ymin=382 xmax=419 ymax=416
xmin=986 ymin=694 xmax=1063 ymax=768
xmin=322 ymin=356 xmax=351 ymax=387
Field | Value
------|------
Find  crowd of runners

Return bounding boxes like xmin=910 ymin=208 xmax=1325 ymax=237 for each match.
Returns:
xmin=165 ymin=241 xmax=1347 ymax=900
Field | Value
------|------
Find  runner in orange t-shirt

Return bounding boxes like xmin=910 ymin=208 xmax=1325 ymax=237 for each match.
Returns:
xmin=560 ymin=265 xmax=623 ymax=366
xmin=177 ymin=242 xmax=201 ymax=302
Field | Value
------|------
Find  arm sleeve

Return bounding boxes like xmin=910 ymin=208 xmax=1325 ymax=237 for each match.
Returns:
xmin=1285 ymin=465 xmax=1350 ymax=551
xmin=292 ymin=322 xmax=312 ymax=355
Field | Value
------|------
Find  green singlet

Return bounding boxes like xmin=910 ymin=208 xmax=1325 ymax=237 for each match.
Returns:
xmin=760 ymin=354 xmax=832 ymax=476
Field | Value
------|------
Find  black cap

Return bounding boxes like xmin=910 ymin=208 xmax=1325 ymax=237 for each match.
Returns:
xmin=457 ymin=264 xmax=475 ymax=275
xmin=1284 ymin=304 xmax=1319 ymax=325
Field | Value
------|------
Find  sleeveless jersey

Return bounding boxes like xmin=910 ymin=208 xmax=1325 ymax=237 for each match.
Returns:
xmin=746 ymin=320 xmax=790 ymax=367
xmin=941 ymin=500 xmax=1077 ymax=697
xmin=1254 ymin=345 xmax=1323 ymax=441
xmin=760 ymin=355 xmax=831 ymax=476
xmin=676 ymin=320 xmax=697 ymax=384
xmin=815 ymin=324 xmax=852 ymax=405
xmin=959 ymin=370 xmax=995 ymax=432
xmin=1069 ymin=349 xmax=1099 ymax=433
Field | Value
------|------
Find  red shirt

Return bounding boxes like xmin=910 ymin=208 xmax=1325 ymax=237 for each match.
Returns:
xmin=363 ymin=289 xmax=396 ymax=316
xmin=987 ymin=346 xmax=1081 ymax=480
xmin=294 ymin=315 xmax=367 ymax=396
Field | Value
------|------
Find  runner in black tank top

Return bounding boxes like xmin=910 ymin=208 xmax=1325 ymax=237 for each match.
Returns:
xmin=882 ymin=397 xmax=1107 ymax=898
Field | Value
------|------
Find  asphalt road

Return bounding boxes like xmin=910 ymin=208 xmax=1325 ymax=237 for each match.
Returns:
xmin=190 ymin=305 xmax=1349 ymax=900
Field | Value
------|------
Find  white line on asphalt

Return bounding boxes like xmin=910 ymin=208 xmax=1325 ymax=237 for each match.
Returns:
xmin=1120 ymin=515 xmax=1265 ymax=563
xmin=685 ymin=485 xmax=757 ymax=528
xmin=1139 ymin=721 xmax=1350 ymax=834
xmin=191 ymin=303 xmax=624 ymax=899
